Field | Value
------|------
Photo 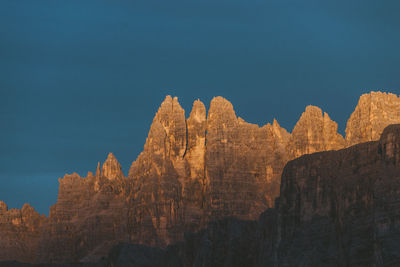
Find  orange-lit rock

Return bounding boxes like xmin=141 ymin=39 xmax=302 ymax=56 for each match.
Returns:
xmin=101 ymin=153 xmax=124 ymax=180
xmin=287 ymin=105 xmax=345 ymax=158
xmin=0 ymin=202 xmax=46 ymax=263
xmin=1 ymin=91 xmax=400 ymax=264
xmin=346 ymin=91 xmax=400 ymax=146
xmin=37 ymin=155 xmax=130 ymax=263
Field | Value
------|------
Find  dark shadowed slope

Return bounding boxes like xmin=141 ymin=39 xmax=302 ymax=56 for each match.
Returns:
xmin=0 ymin=92 xmax=399 ymax=264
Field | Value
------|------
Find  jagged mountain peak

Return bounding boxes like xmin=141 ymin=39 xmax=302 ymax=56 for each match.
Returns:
xmin=288 ymin=105 xmax=344 ymax=158
xmin=2 ymin=91 xmax=400 ymax=264
xmin=95 ymin=161 xmax=101 ymax=178
xmin=105 ymin=152 xmax=117 ymax=161
xmin=0 ymin=201 xmax=7 ymax=212
xmin=304 ymin=104 xmax=323 ymax=114
xmin=208 ymin=96 xmax=237 ymax=123
xmin=345 ymin=91 xmax=400 ymax=146
xmin=101 ymin=152 xmax=124 ymax=180
xmin=188 ymin=99 xmax=206 ymax=122
xmin=209 ymin=96 xmax=234 ymax=111
xmin=155 ymin=95 xmax=185 ymax=120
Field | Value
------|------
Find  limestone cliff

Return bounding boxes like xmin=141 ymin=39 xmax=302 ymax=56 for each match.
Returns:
xmin=1 ymin=91 xmax=400 ymax=264
xmin=126 ymin=95 xmax=292 ymax=248
xmin=288 ymin=105 xmax=345 ymax=158
xmin=124 ymin=92 xmax=400 ymax=248
xmin=100 ymin=124 xmax=400 ymax=267
xmin=0 ymin=202 xmax=46 ymax=263
xmin=274 ymin=124 xmax=400 ymax=266
xmin=37 ymin=154 xmax=130 ymax=263
xmin=204 ymin=96 xmax=289 ymax=220
xmin=346 ymin=91 xmax=400 ymax=146
xmin=101 ymin=153 xmax=124 ymax=180
xmin=127 ymin=95 xmax=188 ymax=247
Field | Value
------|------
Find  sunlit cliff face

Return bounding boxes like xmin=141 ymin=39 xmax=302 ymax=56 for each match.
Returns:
xmin=1 ymin=91 xmax=400 ymax=264
xmin=346 ymin=92 xmax=400 ymax=146
xmin=101 ymin=152 xmax=125 ymax=180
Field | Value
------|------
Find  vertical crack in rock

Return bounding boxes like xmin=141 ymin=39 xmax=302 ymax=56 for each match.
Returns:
xmin=182 ymin=118 xmax=188 ymax=159
xmin=2 ymin=91 xmax=400 ymax=264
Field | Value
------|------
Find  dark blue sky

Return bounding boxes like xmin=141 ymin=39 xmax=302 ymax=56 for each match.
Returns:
xmin=1 ymin=0 xmax=399 ymax=215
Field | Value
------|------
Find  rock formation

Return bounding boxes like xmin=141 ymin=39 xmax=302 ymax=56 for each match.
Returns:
xmin=287 ymin=105 xmax=345 ymax=158
xmin=1 ymin=91 xmax=400 ymax=264
xmin=275 ymin=123 xmax=400 ymax=266
xmin=102 ymin=124 xmax=400 ymax=267
xmin=37 ymin=154 xmax=130 ymax=263
xmin=101 ymin=153 xmax=124 ymax=180
xmin=345 ymin=91 xmax=400 ymax=146
xmin=204 ymin=96 xmax=289 ymax=220
xmin=0 ymin=202 xmax=46 ymax=263
xmin=127 ymin=95 xmax=189 ymax=247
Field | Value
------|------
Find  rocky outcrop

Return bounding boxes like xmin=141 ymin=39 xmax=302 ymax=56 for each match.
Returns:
xmin=126 ymin=96 xmax=293 ymax=248
xmin=271 ymin=123 xmax=400 ymax=266
xmin=124 ymin=92 xmax=399 ymax=249
xmin=278 ymin=142 xmax=380 ymax=266
xmin=345 ymin=91 xmax=400 ymax=146
xmin=127 ymin=96 xmax=192 ymax=247
xmin=287 ymin=105 xmax=345 ymax=158
xmin=1 ymin=91 xmax=400 ymax=264
xmin=101 ymin=153 xmax=124 ymax=180
xmin=0 ymin=202 xmax=46 ymax=263
xmin=100 ymin=124 xmax=400 ymax=267
xmin=37 ymin=154 xmax=130 ymax=263
xmin=204 ymin=97 xmax=289 ymax=220
xmin=183 ymin=99 xmax=208 ymax=224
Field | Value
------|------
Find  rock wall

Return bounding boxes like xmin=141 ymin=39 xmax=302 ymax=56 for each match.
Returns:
xmin=1 ymin=91 xmax=400 ymax=264
xmin=345 ymin=92 xmax=400 ymax=146
xmin=0 ymin=202 xmax=46 ymax=263
xmin=274 ymin=124 xmax=400 ymax=266
xmin=287 ymin=105 xmax=345 ymax=158
xmin=37 ymin=153 xmax=131 ymax=263
xmin=101 ymin=124 xmax=400 ymax=267
xmin=125 ymin=91 xmax=399 ymax=248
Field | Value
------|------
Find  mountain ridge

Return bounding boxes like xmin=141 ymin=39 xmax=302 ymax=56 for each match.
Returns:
xmin=1 ymin=91 xmax=400 ymax=263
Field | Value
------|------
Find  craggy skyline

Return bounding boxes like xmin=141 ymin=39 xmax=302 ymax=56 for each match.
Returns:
xmin=1 ymin=0 xmax=400 ymax=214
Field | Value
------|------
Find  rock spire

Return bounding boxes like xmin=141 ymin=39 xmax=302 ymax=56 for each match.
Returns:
xmin=101 ymin=152 xmax=124 ymax=180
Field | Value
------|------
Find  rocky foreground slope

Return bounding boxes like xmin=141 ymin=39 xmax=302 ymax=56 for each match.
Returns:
xmin=0 ymin=91 xmax=399 ymax=264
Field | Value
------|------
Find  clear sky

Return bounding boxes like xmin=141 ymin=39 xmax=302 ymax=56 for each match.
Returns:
xmin=1 ymin=0 xmax=399 ymax=215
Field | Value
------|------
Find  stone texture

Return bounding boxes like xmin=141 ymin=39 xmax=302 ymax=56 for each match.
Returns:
xmin=1 ymin=91 xmax=400 ymax=264
xmin=37 ymin=155 xmax=130 ymax=263
xmin=204 ymin=97 xmax=289 ymax=220
xmin=101 ymin=153 xmax=124 ymax=180
xmin=99 ymin=124 xmax=400 ymax=267
xmin=0 ymin=202 xmax=46 ymax=263
xmin=287 ymin=105 xmax=345 ymax=158
xmin=278 ymin=143 xmax=380 ymax=266
xmin=271 ymin=124 xmax=400 ymax=266
xmin=181 ymin=99 xmax=208 ymax=232
xmin=127 ymin=95 xmax=293 ymax=249
xmin=127 ymin=96 xmax=189 ymax=247
xmin=346 ymin=91 xmax=400 ymax=146
xmin=124 ymin=96 xmax=349 ymax=249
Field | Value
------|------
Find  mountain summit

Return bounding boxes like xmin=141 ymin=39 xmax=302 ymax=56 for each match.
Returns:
xmin=1 ymin=91 xmax=399 ymax=264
